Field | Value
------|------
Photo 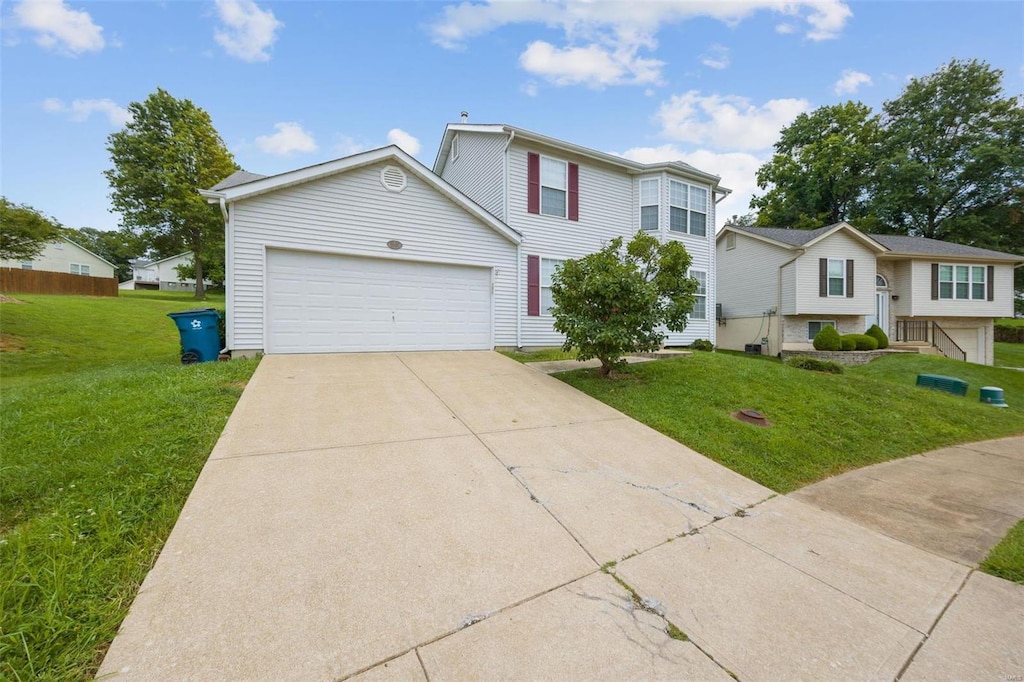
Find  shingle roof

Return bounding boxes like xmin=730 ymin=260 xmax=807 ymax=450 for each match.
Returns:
xmin=726 ymin=224 xmax=1023 ymax=262
xmin=868 ymin=234 xmax=1022 ymax=262
xmin=211 ymin=170 xmax=268 ymax=190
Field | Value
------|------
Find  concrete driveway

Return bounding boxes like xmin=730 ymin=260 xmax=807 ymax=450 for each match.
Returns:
xmin=99 ymin=352 xmax=1022 ymax=681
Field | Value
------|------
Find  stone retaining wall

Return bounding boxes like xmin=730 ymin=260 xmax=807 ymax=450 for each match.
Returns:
xmin=781 ymin=348 xmax=917 ymax=366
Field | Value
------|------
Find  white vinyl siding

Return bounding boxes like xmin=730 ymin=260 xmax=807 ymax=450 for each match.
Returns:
xmin=907 ymin=261 xmax=1013 ymax=317
xmin=229 ymin=160 xmax=517 ymax=352
xmin=640 ymin=178 xmax=659 ymax=231
xmin=669 ymin=180 xmax=708 ymax=237
xmin=795 ymin=230 xmax=875 ymax=315
xmin=716 ymin=231 xmax=795 ymax=318
xmin=438 ymin=131 xmax=507 ymax=220
xmin=540 ymin=157 xmax=568 ymax=218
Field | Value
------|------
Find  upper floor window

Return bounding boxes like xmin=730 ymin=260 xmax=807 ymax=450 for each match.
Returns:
xmin=827 ymin=259 xmax=846 ymax=296
xmin=640 ymin=178 xmax=659 ymax=231
xmin=541 ymin=157 xmax=567 ymax=218
xmin=938 ymin=264 xmax=986 ymax=300
xmin=690 ymin=270 xmax=707 ymax=319
xmin=70 ymin=263 xmax=90 ymax=276
xmin=669 ymin=180 xmax=708 ymax=237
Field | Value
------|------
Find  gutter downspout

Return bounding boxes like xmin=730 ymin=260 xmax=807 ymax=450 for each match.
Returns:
xmin=219 ymin=197 xmax=231 ymax=353
xmin=504 ymin=129 xmax=521 ymax=349
xmin=777 ymin=249 xmax=804 ymax=355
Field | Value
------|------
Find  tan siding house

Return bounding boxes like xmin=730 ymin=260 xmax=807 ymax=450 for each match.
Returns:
xmin=716 ymin=222 xmax=1023 ymax=365
xmin=2 ymin=236 xmax=115 ymax=279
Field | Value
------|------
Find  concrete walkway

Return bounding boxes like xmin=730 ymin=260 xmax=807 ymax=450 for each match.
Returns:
xmin=98 ymin=352 xmax=1023 ymax=681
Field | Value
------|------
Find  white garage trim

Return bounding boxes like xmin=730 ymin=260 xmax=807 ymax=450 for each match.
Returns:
xmin=265 ymin=248 xmax=494 ymax=354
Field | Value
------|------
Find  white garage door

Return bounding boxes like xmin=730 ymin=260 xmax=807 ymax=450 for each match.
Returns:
xmin=945 ymin=327 xmax=979 ymax=364
xmin=266 ymin=249 xmax=492 ymax=353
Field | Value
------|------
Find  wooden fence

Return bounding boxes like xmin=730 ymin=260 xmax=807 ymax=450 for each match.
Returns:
xmin=0 ymin=268 xmax=119 ymax=297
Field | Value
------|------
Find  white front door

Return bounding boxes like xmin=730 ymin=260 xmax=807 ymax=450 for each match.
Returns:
xmin=868 ymin=290 xmax=889 ymax=332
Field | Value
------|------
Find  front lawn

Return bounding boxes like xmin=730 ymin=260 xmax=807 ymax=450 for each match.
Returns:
xmin=558 ymin=352 xmax=1024 ymax=493
xmin=995 ymin=341 xmax=1024 ymax=368
xmin=980 ymin=519 xmax=1024 ymax=584
xmin=1 ymin=293 xmax=255 ymax=680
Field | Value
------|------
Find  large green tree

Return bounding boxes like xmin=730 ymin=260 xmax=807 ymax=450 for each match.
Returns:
xmin=751 ymin=102 xmax=882 ymax=229
xmin=550 ymin=232 xmax=698 ymax=376
xmin=105 ymin=88 xmax=237 ymax=299
xmin=0 ymin=198 xmax=63 ymax=262
xmin=873 ymin=59 xmax=1024 ymax=241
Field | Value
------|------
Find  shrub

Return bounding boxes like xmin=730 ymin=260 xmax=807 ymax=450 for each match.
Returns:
xmin=866 ymin=324 xmax=889 ymax=349
xmin=786 ymin=357 xmax=844 ymax=374
xmin=690 ymin=338 xmax=714 ymax=351
xmin=840 ymin=336 xmax=857 ymax=351
xmin=994 ymin=324 xmax=1024 ymax=343
xmin=214 ymin=308 xmax=226 ymax=349
xmin=813 ymin=325 xmax=842 ymax=351
xmin=843 ymin=333 xmax=878 ymax=350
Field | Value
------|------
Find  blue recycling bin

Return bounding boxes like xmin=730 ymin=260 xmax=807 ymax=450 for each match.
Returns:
xmin=167 ymin=308 xmax=222 ymax=364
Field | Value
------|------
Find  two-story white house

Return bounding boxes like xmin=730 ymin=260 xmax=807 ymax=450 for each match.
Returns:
xmin=715 ymin=222 xmax=1023 ymax=365
xmin=201 ymin=123 xmax=728 ymax=356
xmin=120 ymin=251 xmax=211 ymax=291
xmin=1 ymin=236 xmax=116 ymax=279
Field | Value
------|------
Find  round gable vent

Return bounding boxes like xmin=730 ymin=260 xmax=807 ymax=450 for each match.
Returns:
xmin=380 ymin=165 xmax=407 ymax=193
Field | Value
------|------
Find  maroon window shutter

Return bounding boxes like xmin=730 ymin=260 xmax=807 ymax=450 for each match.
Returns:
xmin=987 ymin=265 xmax=994 ymax=301
xmin=568 ymin=163 xmax=579 ymax=221
xmin=846 ymin=259 xmax=854 ymax=298
xmin=527 ymin=255 xmax=540 ymax=316
xmin=819 ymin=259 xmax=827 ymax=297
xmin=931 ymin=263 xmax=939 ymax=300
xmin=527 ymin=153 xmax=540 ymax=214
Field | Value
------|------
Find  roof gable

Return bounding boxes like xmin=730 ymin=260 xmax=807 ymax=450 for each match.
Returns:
xmin=59 ymin=236 xmax=117 ymax=267
xmin=870 ymin=234 xmax=1024 ymax=262
xmin=201 ymin=146 xmax=521 ymax=245
xmin=719 ymin=223 xmax=886 ymax=252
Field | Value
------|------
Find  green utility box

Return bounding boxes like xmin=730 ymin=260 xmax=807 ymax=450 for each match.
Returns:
xmin=916 ymin=373 xmax=968 ymax=397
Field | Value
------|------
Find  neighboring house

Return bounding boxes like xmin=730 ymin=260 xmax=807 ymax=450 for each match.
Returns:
xmin=1 ymin=236 xmax=115 ymax=279
xmin=120 ymin=251 xmax=212 ymax=291
xmin=715 ymin=222 xmax=1024 ymax=365
xmin=200 ymin=124 xmax=728 ymax=356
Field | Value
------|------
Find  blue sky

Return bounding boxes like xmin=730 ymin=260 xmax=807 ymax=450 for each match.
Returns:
xmin=2 ymin=0 xmax=1022 ymax=232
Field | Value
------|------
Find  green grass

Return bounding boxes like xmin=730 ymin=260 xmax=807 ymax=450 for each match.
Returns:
xmin=995 ymin=342 xmax=1024 ymax=368
xmin=1 ymin=292 xmax=255 ymax=680
xmin=500 ymin=346 xmax=578 ymax=363
xmin=558 ymin=352 xmax=1024 ymax=493
xmin=980 ymin=519 xmax=1024 ymax=584
xmin=996 ymin=317 xmax=1024 ymax=327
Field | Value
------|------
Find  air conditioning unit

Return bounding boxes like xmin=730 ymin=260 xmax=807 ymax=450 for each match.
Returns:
xmin=744 ymin=343 xmax=763 ymax=355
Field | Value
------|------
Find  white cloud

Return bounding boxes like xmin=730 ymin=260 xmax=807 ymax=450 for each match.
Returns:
xmin=255 ymin=122 xmax=317 ymax=155
xmin=620 ymin=145 xmax=765 ymax=230
xmin=333 ymin=135 xmax=366 ymax=157
xmin=43 ymin=97 xmax=131 ymax=126
xmin=775 ymin=23 xmax=796 ymax=34
xmin=387 ymin=128 xmax=421 ymax=156
xmin=519 ymin=40 xmax=662 ymax=87
xmin=213 ymin=0 xmax=282 ymax=62
xmin=521 ymin=81 xmax=539 ymax=97
xmin=13 ymin=0 xmax=105 ymax=55
xmin=834 ymin=69 xmax=872 ymax=95
xmin=656 ymin=91 xmax=810 ymax=151
xmin=700 ymin=44 xmax=730 ymax=70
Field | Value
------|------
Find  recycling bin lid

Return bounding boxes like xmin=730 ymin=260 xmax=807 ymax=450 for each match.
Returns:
xmin=168 ymin=308 xmax=217 ymax=316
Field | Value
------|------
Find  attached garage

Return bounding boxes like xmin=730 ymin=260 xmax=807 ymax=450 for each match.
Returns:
xmin=266 ymin=249 xmax=492 ymax=353
xmin=203 ymin=146 xmax=520 ymax=356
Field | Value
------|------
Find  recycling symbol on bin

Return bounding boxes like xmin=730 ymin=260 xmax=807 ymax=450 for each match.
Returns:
xmin=190 ymin=319 xmax=202 ymax=329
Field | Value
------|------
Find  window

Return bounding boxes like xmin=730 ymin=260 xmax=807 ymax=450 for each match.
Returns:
xmin=808 ymin=320 xmax=836 ymax=341
xmin=938 ymin=264 xmax=986 ymax=300
xmin=876 ymin=274 xmax=887 ymax=287
xmin=640 ymin=178 xmax=659 ymax=231
xmin=450 ymin=134 xmax=459 ymax=163
xmin=540 ymin=157 xmax=567 ymax=217
xmin=21 ymin=262 xmax=32 ymax=270
xmin=690 ymin=270 xmax=707 ymax=319
xmin=540 ymin=258 xmax=564 ymax=314
xmin=669 ymin=180 xmax=708 ymax=236
xmin=726 ymin=232 xmax=736 ymax=250
xmin=70 ymin=263 xmax=90 ymax=276
xmin=827 ymin=259 xmax=846 ymax=296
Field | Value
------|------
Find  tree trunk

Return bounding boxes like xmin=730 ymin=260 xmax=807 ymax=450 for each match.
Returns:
xmin=599 ymin=358 xmax=613 ymax=376
xmin=194 ymin=253 xmax=206 ymax=300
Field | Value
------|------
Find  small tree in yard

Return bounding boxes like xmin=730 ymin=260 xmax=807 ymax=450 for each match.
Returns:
xmin=550 ymin=231 xmax=698 ymax=377
xmin=0 ymin=198 xmax=63 ymax=262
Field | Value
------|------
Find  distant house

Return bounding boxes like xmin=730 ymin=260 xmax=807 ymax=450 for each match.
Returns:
xmin=120 ymin=251 xmax=212 ymax=291
xmin=1 ymin=236 xmax=116 ymax=279
xmin=715 ymin=222 xmax=1024 ymax=365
